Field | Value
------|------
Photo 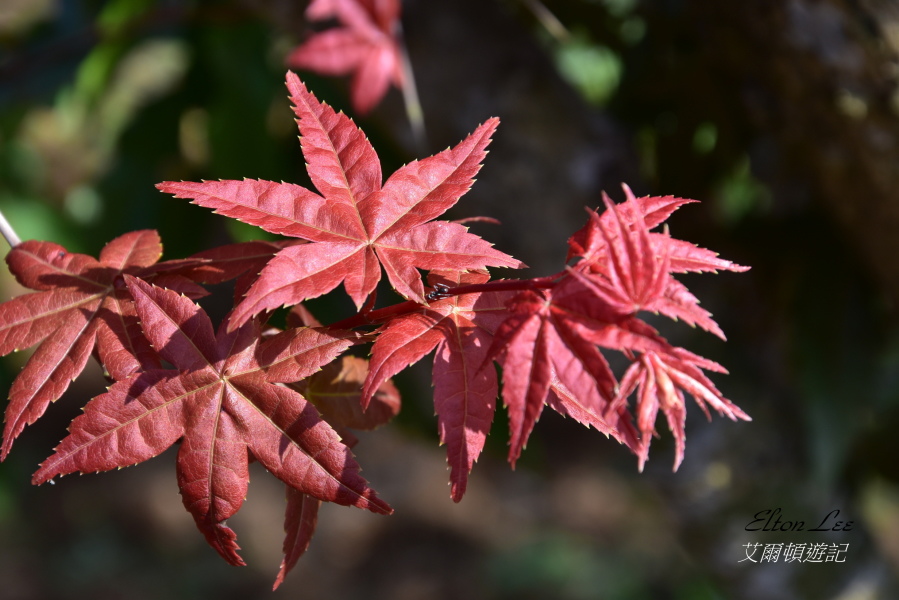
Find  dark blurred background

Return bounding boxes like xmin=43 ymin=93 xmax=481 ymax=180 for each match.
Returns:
xmin=2 ymin=0 xmax=899 ymax=598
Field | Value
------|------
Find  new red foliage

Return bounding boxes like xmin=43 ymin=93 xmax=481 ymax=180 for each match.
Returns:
xmin=288 ymin=0 xmax=404 ymax=114
xmin=0 ymin=71 xmax=751 ymax=588
xmin=362 ymin=270 xmax=518 ymax=501
xmin=158 ymin=72 xmax=522 ymax=323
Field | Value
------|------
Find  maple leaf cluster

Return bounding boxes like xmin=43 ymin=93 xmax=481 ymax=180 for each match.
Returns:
xmin=288 ymin=0 xmax=404 ymax=114
xmin=0 ymin=72 xmax=749 ymax=588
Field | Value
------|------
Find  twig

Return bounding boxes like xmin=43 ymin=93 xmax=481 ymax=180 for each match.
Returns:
xmin=0 ymin=208 xmax=21 ymax=248
xmin=327 ymin=275 xmax=560 ymax=329
xmin=396 ymin=23 xmax=427 ymax=151
xmin=521 ymin=0 xmax=570 ymax=43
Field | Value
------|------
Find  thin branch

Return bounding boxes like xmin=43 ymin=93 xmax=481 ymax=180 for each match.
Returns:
xmin=396 ymin=23 xmax=427 ymax=151
xmin=0 ymin=208 xmax=21 ymax=248
xmin=437 ymin=276 xmax=557 ymax=298
xmin=452 ymin=216 xmax=502 ymax=226
xmin=326 ymin=276 xmax=560 ymax=330
xmin=328 ymin=299 xmax=422 ymax=330
xmin=521 ymin=0 xmax=570 ymax=43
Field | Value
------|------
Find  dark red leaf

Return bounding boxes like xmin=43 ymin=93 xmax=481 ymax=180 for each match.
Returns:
xmin=152 ymin=240 xmax=296 ymax=285
xmin=274 ymin=488 xmax=321 ymax=590
xmin=32 ymin=276 xmax=391 ymax=578
xmin=486 ymin=283 xmax=637 ymax=466
xmin=0 ymin=231 xmax=190 ymax=459
xmin=363 ymin=270 xmax=516 ymax=501
xmin=296 ymin=355 xmax=400 ymax=430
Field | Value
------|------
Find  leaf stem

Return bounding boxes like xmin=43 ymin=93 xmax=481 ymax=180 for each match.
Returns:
xmin=438 ymin=276 xmax=557 ymax=298
xmin=327 ymin=276 xmax=559 ymax=330
xmin=520 ymin=0 xmax=570 ymax=43
xmin=0 ymin=208 xmax=21 ymax=248
xmin=396 ymin=22 xmax=426 ymax=151
xmin=328 ymin=299 xmax=423 ymax=330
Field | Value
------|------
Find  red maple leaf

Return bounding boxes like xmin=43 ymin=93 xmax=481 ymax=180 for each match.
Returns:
xmin=483 ymin=189 xmax=749 ymax=470
xmin=275 ymin=353 xmax=400 ymax=588
xmin=486 ymin=274 xmax=669 ymax=466
xmin=568 ymin=185 xmax=749 ymax=338
xmin=157 ymin=239 xmax=297 ymax=286
xmin=155 ymin=239 xmax=302 ymax=304
xmin=568 ymin=185 xmax=748 ymax=275
xmin=32 ymin=275 xmax=391 ymax=572
xmin=0 ymin=230 xmax=206 ymax=459
xmin=545 ymin=373 xmax=641 ymax=456
xmin=288 ymin=0 xmax=404 ymax=114
xmin=300 ymin=354 xmax=401 ymax=432
xmin=276 ymin=488 xmax=321 ymax=590
xmin=612 ymin=348 xmax=750 ymax=471
xmin=361 ymin=270 xmax=518 ymax=501
xmin=157 ymin=72 xmax=522 ymax=324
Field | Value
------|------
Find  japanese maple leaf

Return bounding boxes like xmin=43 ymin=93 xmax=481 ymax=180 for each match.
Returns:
xmin=0 ymin=230 xmax=203 ymax=459
xmin=158 ymin=72 xmax=522 ymax=326
xmin=612 ymin=348 xmax=750 ymax=471
xmin=276 ymin=488 xmax=321 ymax=590
xmin=561 ymin=190 xmax=750 ymax=468
xmin=299 ymin=355 xmax=400 ymax=432
xmin=568 ymin=185 xmax=749 ymax=338
xmin=273 ymin=354 xmax=399 ymax=589
xmin=568 ymin=185 xmax=749 ymax=277
xmin=486 ymin=274 xmax=670 ymax=466
xmin=32 ymin=275 xmax=391 ymax=570
xmin=157 ymin=239 xmax=298 ymax=286
xmin=288 ymin=0 xmax=403 ymax=114
xmin=566 ymin=185 xmax=696 ymax=262
xmin=155 ymin=238 xmax=305 ymax=303
xmin=361 ymin=270 xmax=518 ymax=501
xmin=545 ymin=373 xmax=641 ymax=456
